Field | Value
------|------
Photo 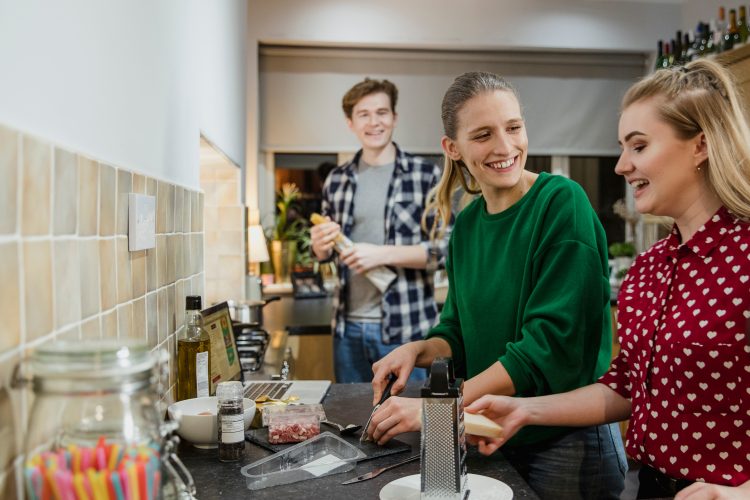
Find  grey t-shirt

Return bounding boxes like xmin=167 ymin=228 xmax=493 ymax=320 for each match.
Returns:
xmin=346 ymin=158 xmax=394 ymax=321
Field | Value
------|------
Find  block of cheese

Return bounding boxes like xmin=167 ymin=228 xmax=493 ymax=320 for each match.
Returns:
xmin=464 ymin=412 xmax=503 ymax=438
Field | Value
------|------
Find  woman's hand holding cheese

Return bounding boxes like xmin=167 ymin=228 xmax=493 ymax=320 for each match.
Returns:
xmin=464 ymin=395 xmax=527 ymax=456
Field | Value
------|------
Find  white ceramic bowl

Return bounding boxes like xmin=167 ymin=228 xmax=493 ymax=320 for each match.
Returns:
xmin=168 ymin=396 xmax=256 ymax=448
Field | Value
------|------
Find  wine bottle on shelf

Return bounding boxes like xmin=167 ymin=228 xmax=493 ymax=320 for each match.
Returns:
xmin=738 ymin=6 xmax=748 ymax=47
xmin=682 ymin=33 xmax=691 ymax=63
xmin=668 ymin=39 xmax=677 ymax=66
xmin=654 ymin=40 xmax=664 ymax=71
xmin=706 ymin=19 xmax=718 ymax=54
xmin=717 ymin=6 xmax=731 ymax=52
xmin=661 ymin=42 xmax=672 ymax=69
xmin=725 ymin=8 xmax=740 ymax=51
xmin=675 ymin=30 xmax=683 ymax=64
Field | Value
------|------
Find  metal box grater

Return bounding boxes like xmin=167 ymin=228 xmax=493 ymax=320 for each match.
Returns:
xmin=420 ymin=358 xmax=469 ymax=499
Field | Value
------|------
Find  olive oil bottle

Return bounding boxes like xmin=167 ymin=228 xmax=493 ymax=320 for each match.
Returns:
xmin=176 ymin=295 xmax=211 ymax=401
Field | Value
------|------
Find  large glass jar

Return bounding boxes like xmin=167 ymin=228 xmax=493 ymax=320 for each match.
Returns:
xmin=15 ymin=339 xmax=195 ymax=499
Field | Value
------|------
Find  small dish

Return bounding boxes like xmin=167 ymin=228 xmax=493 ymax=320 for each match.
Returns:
xmin=167 ymin=396 xmax=256 ymax=449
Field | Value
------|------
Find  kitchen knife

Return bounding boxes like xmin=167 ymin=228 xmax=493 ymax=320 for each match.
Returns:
xmin=340 ymin=454 xmax=419 ymax=484
xmin=360 ymin=374 xmax=397 ymax=443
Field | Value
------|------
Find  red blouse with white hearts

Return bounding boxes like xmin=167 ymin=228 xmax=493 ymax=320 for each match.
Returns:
xmin=599 ymin=206 xmax=750 ymax=486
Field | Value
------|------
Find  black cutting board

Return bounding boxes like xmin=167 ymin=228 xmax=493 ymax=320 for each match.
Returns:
xmin=245 ymin=428 xmax=411 ymax=461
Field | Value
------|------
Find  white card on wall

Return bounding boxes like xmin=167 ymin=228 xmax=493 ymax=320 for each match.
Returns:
xmin=128 ymin=193 xmax=156 ymax=251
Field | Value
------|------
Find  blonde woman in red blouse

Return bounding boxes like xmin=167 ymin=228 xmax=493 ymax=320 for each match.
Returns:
xmin=464 ymin=58 xmax=750 ymax=499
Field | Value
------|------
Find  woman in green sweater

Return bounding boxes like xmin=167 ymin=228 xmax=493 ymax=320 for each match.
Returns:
xmin=366 ymin=72 xmax=626 ymax=499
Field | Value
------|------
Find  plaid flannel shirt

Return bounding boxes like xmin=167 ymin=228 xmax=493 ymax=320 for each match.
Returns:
xmin=320 ymin=144 xmax=450 ymax=344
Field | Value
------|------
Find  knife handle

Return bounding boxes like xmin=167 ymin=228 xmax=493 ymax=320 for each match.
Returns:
xmin=377 ymin=374 xmax=398 ymax=406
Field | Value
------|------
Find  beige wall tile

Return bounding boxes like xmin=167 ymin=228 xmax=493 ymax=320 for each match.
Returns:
xmin=182 ymin=188 xmax=192 ymax=232
xmin=194 ymin=234 xmax=204 ymax=276
xmin=157 ymin=287 xmax=168 ymax=344
xmin=56 ymin=324 xmax=81 ymax=341
xmin=53 ymin=148 xmax=78 ymax=235
xmin=23 ymin=240 xmax=52 ymax=340
xmin=174 ymin=281 xmax=185 ymax=332
xmin=192 ymin=273 xmax=204 ymax=298
xmin=101 ymin=308 xmax=117 ymax=338
xmin=218 ymin=255 xmax=244 ymax=280
xmin=132 ymin=296 xmax=146 ymax=341
xmin=80 ymin=316 xmax=101 ymax=339
xmin=147 ymin=177 xmax=156 ymax=197
xmin=0 ymin=243 xmax=20 ymax=353
xmin=167 ymin=283 xmax=175 ymax=335
xmin=79 ymin=239 xmax=100 ymax=319
xmin=133 ymin=173 xmax=146 ymax=194
xmin=215 ymin=165 xmax=240 ymax=182
xmin=157 ymin=181 xmax=168 ymax=234
xmin=218 ymin=206 xmax=243 ymax=231
xmin=166 ymin=184 xmax=175 ymax=233
xmin=98 ymin=162 xmax=116 ymax=236
xmin=131 ymin=250 xmax=146 ymax=299
xmin=202 ymin=181 xmax=218 ymax=206
xmin=0 ymin=125 xmax=18 ymax=234
xmin=54 ymin=240 xmax=81 ymax=328
xmin=116 ymin=236 xmax=132 ymax=303
xmin=174 ymin=187 xmax=184 ymax=233
xmin=166 ymin=235 xmax=176 ymax=284
xmin=147 ymin=292 xmax=157 ymax=348
xmin=174 ymin=234 xmax=183 ymax=280
xmin=216 ymin=181 xmax=238 ymax=206
xmin=99 ymin=238 xmax=117 ymax=311
xmin=117 ymin=302 xmax=133 ymax=339
xmin=146 ymin=247 xmax=157 ymax=293
xmin=217 ymin=230 xmax=243 ymax=255
xmin=116 ymin=169 xmax=132 ymax=236
xmin=156 ymin=235 xmax=167 ymax=288
xmin=203 ymin=206 xmax=219 ymax=232
xmin=194 ymin=192 xmax=203 ymax=232
xmin=78 ymin=156 xmax=98 ymax=236
xmin=21 ymin=136 xmax=51 ymax=236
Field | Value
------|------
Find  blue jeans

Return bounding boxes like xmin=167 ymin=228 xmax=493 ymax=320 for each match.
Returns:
xmin=334 ymin=321 xmax=428 ymax=383
xmin=500 ymin=423 xmax=627 ymax=500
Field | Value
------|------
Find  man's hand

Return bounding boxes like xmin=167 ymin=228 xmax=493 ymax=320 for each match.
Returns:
xmin=310 ymin=217 xmax=340 ymax=261
xmin=340 ymin=243 xmax=388 ymax=274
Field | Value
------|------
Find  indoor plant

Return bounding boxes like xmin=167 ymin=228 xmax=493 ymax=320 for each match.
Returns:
xmin=269 ymin=183 xmax=308 ymax=283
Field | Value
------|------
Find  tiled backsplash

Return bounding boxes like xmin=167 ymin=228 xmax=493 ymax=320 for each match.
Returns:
xmin=200 ymin=138 xmax=245 ymax=305
xmin=0 ymin=123 xmax=205 ymax=498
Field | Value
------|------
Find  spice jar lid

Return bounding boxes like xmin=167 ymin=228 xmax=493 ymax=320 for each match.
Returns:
xmin=216 ymin=381 xmax=244 ymax=401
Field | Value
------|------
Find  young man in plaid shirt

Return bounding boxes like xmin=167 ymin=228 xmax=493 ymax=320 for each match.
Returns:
xmin=310 ymin=78 xmax=450 ymax=383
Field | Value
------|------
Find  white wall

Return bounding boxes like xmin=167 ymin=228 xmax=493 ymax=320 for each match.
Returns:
xmin=249 ymin=0 xmax=680 ymax=52
xmin=197 ymin=0 xmax=248 ymax=170
xmin=0 ymin=0 xmax=247 ymax=190
xmin=245 ymin=0 xmax=684 ymax=215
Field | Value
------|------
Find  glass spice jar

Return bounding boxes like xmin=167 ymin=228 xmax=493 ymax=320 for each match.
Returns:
xmin=216 ymin=381 xmax=245 ymax=462
xmin=13 ymin=339 xmax=196 ymax=499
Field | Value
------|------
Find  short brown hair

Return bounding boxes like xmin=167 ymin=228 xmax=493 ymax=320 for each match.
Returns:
xmin=342 ymin=78 xmax=398 ymax=119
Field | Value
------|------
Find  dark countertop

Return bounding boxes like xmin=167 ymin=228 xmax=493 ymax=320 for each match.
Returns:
xmin=178 ymin=383 xmax=539 ymax=499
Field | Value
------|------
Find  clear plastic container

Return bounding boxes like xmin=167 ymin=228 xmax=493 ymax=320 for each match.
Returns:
xmin=263 ymin=403 xmax=325 ymax=444
xmin=241 ymin=432 xmax=367 ymax=490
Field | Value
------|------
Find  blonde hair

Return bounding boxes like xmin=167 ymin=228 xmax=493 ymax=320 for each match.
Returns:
xmin=422 ymin=72 xmax=520 ymax=239
xmin=622 ymin=58 xmax=750 ymax=220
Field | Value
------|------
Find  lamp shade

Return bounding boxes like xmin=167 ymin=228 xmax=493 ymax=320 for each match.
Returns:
xmin=247 ymin=225 xmax=269 ymax=263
